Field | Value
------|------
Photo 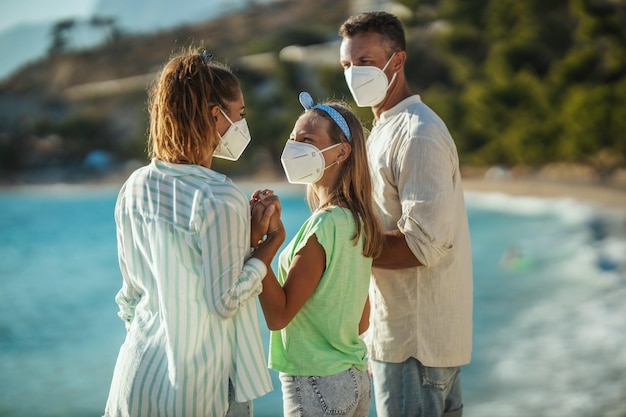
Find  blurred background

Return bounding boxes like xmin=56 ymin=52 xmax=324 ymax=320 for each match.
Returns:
xmin=0 ymin=0 xmax=625 ymax=416
xmin=0 ymin=0 xmax=625 ymax=184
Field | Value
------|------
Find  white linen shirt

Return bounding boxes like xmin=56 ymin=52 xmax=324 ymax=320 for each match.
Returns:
xmin=104 ymin=159 xmax=272 ymax=417
xmin=365 ymin=95 xmax=473 ymax=367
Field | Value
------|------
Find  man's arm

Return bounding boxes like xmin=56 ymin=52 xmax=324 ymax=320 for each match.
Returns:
xmin=373 ymin=229 xmax=423 ymax=269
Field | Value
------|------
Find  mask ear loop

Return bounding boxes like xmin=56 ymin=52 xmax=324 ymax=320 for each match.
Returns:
xmin=382 ymin=52 xmax=398 ymax=89
xmin=215 ymin=107 xmax=235 ymax=145
xmin=218 ymin=108 xmax=234 ymax=125
xmin=335 ymin=142 xmax=349 ymax=165
xmin=382 ymin=52 xmax=396 ymax=72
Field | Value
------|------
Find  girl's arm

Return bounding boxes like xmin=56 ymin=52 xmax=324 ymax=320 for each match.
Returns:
xmin=258 ymin=234 xmax=325 ymax=331
xmin=359 ymin=296 xmax=370 ymax=335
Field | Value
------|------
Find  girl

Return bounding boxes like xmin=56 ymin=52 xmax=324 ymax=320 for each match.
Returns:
xmin=252 ymin=92 xmax=383 ymax=417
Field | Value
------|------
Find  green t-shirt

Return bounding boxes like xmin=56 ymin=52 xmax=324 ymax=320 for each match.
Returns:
xmin=268 ymin=207 xmax=372 ymax=376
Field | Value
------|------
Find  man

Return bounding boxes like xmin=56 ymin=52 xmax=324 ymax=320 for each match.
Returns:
xmin=339 ymin=11 xmax=473 ymax=417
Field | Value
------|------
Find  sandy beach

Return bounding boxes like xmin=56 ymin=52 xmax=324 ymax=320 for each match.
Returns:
xmin=237 ymin=172 xmax=626 ymax=214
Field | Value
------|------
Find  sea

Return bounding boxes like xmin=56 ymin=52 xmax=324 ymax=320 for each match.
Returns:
xmin=1 ymin=182 xmax=625 ymax=417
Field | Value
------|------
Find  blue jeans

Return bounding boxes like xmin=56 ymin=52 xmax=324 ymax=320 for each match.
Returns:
xmin=280 ymin=366 xmax=371 ymax=417
xmin=370 ymin=358 xmax=463 ymax=417
xmin=226 ymin=379 xmax=252 ymax=417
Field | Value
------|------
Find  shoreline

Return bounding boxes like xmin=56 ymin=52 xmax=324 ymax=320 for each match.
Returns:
xmin=461 ymin=178 xmax=626 ymax=211
xmin=2 ymin=175 xmax=625 ymax=211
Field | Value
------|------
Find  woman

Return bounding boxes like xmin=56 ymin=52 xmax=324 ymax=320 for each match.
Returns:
xmin=104 ymin=49 xmax=283 ymax=417
xmin=252 ymin=92 xmax=383 ymax=417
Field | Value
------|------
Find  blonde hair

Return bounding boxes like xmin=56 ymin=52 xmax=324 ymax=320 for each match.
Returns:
xmin=305 ymin=102 xmax=383 ymax=258
xmin=147 ymin=48 xmax=240 ymax=165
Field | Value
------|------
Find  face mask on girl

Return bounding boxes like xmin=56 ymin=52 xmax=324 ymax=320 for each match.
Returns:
xmin=213 ymin=108 xmax=251 ymax=161
xmin=280 ymin=140 xmax=341 ymax=184
xmin=344 ymin=52 xmax=397 ymax=107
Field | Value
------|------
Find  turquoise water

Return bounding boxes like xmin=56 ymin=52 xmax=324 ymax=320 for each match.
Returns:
xmin=0 ymin=183 xmax=625 ymax=417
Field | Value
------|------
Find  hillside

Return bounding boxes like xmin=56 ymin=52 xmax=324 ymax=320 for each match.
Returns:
xmin=0 ymin=0 xmax=350 ymax=183
xmin=1 ymin=0 xmax=347 ymax=95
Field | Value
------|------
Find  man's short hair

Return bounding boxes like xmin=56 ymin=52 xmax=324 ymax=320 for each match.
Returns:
xmin=339 ymin=11 xmax=406 ymax=52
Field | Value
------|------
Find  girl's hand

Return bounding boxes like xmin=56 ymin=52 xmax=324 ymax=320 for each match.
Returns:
xmin=251 ymin=189 xmax=282 ymax=216
xmin=250 ymin=189 xmax=282 ymax=246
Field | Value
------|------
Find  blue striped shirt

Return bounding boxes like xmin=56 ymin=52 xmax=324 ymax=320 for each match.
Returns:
xmin=104 ymin=159 xmax=272 ymax=417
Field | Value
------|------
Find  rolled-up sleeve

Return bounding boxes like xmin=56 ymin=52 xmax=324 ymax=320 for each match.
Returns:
xmin=114 ymin=280 xmax=139 ymax=330
xmin=396 ymin=128 xmax=455 ymax=267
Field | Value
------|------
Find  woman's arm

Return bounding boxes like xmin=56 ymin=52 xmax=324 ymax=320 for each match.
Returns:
xmin=199 ymin=194 xmax=276 ymax=319
xmin=114 ymin=198 xmax=141 ymax=330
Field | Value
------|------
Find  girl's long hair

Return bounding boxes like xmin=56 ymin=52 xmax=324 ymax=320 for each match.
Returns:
xmin=305 ymin=102 xmax=383 ymax=258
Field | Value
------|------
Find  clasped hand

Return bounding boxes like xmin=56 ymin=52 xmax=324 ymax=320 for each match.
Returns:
xmin=250 ymin=189 xmax=284 ymax=247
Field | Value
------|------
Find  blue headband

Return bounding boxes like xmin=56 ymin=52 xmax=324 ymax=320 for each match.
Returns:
xmin=299 ymin=92 xmax=352 ymax=141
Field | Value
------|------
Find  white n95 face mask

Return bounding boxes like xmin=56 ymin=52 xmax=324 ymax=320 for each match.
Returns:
xmin=344 ymin=52 xmax=397 ymax=107
xmin=280 ymin=140 xmax=341 ymax=184
xmin=213 ymin=108 xmax=251 ymax=161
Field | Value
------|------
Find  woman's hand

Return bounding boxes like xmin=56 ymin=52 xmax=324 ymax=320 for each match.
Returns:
xmin=251 ymin=189 xmax=282 ymax=216
xmin=249 ymin=189 xmax=286 ymax=267
xmin=250 ymin=189 xmax=282 ymax=247
xmin=250 ymin=203 xmax=273 ymax=248
xmin=252 ymin=213 xmax=285 ymax=269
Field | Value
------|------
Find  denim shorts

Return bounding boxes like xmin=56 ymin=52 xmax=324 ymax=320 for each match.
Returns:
xmin=226 ymin=379 xmax=252 ymax=417
xmin=370 ymin=358 xmax=463 ymax=417
xmin=280 ymin=366 xmax=371 ymax=417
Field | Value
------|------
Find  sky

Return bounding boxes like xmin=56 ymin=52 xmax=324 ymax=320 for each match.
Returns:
xmin=0 ymin=0 xmax=270 ymax=80
xmin=0 ymin=0 xmax=97 ymax=32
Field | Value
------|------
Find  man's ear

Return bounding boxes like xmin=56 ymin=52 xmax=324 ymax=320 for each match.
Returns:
xmin=392 ymin=50 xmax=406 ymax=72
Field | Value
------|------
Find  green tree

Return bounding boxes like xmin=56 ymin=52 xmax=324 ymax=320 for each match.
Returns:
xmin=49 ymin=19 xmax=76 ymax=54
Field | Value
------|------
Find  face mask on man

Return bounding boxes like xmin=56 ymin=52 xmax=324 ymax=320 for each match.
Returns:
xmin=213 ymin=108 xmax=251 ymax=161
xmin=344 ymin=52 xmax=397 ymax=107
xmin=280 ymin=140 xmax=341 ymax=184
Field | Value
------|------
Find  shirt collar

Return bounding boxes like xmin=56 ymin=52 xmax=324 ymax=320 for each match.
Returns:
xmin=375 ymin=95 xmax=422 ymax=126
xmin=151 ymin=158 xmax=228 ymax=182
